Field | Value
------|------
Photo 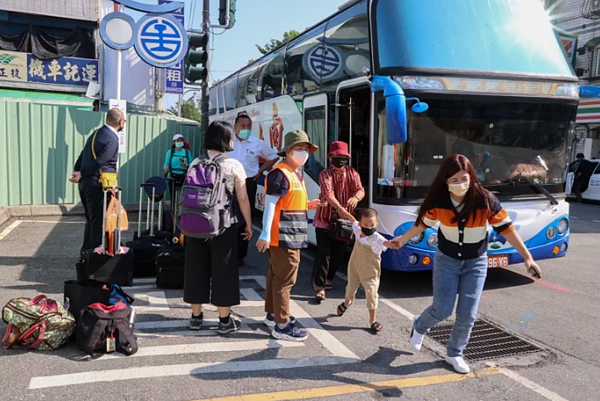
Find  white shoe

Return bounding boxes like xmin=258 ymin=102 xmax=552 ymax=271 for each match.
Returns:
xmin=409 ymin=316 xmax=425 ymax=351
xmin=445 ymin=356 xmax=470 ymax=374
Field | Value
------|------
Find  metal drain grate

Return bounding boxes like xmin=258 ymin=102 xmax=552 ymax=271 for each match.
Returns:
xmin=427 ymin=319 xmax=543 ymax=362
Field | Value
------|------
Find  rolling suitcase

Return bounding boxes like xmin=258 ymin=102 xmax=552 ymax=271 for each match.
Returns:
xmin=156 ymin=184 xmax=185 ymax=289
xmin=76 ymin=188 xmax=134 ymax=287
xmin=126 ymin=184 xmax=169 ymax=277
xmin=155 ymin=246 xmax=185 ymax=289
xmin=132 ymin=182 xmax=172 ymax=242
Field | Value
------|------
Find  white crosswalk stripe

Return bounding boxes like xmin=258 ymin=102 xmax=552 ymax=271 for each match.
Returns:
xmin=27 ymin=275 xmax=361 ymax=390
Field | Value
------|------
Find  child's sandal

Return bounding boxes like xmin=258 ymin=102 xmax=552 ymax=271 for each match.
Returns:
xmin=337 ymin=302 xmax=348 ymax=316
xmin=370 ymin=322 xmax=383 ymax=333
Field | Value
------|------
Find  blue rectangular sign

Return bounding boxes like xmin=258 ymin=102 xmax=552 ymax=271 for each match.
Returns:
xmin=160 ymin=0 xmax=185 ymax=94
xmin=26 ymin=55 xmax=99 ymax=87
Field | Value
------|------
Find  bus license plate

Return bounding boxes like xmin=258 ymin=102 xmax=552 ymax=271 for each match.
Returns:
xmin=488 ymin=255 xmax=509 ymax=268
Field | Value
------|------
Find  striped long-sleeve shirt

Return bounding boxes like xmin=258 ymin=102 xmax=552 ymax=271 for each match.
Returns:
xmin=419 ymin=193 xmax=515 ymax=260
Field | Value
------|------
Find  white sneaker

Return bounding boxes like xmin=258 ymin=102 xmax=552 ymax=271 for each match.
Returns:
xmin=409 ymin=316 xmax=425 ymax=351
xmin=445 ymin=356 xmax=470 ymax=374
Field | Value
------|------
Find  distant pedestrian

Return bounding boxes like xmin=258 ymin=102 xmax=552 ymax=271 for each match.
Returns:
xmin=164 ymin=134 xmax=193 ymax=188
xmin=312 ymin=141 xmax=364 ymax=301
xmin=571 ymin=153 xmax=595 ymax=203
xmin=336 ymin=208 xmax=392 ymax=334
xmin=183 ymin=121 xmax=253 ymax=335
xmin=227 ymin=112 xmax=279 ymax=267
xmin=389 ymin=154 xmax=542 ymax=374
xmin=256 ymin=130 xmax=320 ymax=342
xmin=70 ymin=108 xmax=124 ymax=254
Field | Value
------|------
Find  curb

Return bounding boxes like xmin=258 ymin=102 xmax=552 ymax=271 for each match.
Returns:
xmin=0 ymin=203 xmax=142 ymax=227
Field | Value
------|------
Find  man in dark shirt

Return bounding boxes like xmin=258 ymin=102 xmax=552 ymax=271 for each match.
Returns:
xmin=571 ymin=154 xmax=596 ymax=203
xmin=69 ymin=108 xmax=124 ymax=253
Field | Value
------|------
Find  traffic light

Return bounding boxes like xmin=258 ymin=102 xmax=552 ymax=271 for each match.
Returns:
xmin=184 ymin=33 xmax=209 ymax=84
xmin=219 ymin=0 xmax=236 ymax=29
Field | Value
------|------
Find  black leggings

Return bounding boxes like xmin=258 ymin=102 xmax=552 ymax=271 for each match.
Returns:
xmin=183 ymin=226 xmax=240 ymax=307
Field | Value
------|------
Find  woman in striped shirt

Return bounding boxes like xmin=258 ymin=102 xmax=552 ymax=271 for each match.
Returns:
xmin=390 ymin=154 xmax=542 ymax=374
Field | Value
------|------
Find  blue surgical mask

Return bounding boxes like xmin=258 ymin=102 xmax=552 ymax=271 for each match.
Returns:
xmin=175 ymin=141 xmax=184 ymax=148
xmin=239 ymin=130 xmax=252 ymax=140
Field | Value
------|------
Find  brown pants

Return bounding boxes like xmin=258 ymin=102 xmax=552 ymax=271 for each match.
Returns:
xmin=265 ymin=247 xmax=301 ymax=324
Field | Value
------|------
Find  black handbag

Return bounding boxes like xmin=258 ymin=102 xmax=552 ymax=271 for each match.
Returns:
xmin=64 ymin=279 xmax=134 ymax=322
xmin=328 ymin=212 xmax=353 ymax=241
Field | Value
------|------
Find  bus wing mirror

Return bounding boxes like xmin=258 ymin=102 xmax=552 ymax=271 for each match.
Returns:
xmin=579 ymin=85 xmax=600 ymax=98
xmin=371 ymin=76 xmax=428 ymax=144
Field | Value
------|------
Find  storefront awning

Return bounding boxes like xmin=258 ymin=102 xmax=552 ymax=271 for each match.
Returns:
xmin=0 ymin=89 xmax=94 ymax=109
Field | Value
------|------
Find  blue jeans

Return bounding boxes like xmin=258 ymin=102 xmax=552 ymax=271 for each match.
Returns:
xmin=415 ymin=251 xmax=488 ymax=357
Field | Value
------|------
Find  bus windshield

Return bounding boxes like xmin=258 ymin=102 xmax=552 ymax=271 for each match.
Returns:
xmin=374 ymin=96 xmax=577 ymax=203
xmin=373 ymin=0 xmax=574 ymax=78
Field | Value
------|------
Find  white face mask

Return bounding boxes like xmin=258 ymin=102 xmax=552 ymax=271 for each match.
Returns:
xmin=448 ymin=182 xmax=470 ymax=197
xmin=290 ymin=150 xmax=309 ymax=166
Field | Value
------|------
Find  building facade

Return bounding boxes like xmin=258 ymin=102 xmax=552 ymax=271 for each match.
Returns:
xmin=551 ymin=0 xmax=600 ymax=159
xmin=0 ymin=0 xmax=100 ymax=102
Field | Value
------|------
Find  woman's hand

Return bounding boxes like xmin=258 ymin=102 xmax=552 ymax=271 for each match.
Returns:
xmin=347 ymin=196 xmax=359 ymax=208
xmin=524 ymin=258 xmax=542 ymax=279
xmin=163 ymin=166 xmax=170 ymax=174
xmin=241 ymin=224 xmax=253 ymax=241
xmin=256 ymin=239 xmax=270 ymax=253
xmin=388 ymin=238 xmax=406 ymax=250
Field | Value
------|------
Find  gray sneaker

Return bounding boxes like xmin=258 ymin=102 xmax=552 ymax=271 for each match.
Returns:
xmin=189 ymin=313 xmax=203 ymax=331
xmin=217 ymin=316 xmax=241 ymax=335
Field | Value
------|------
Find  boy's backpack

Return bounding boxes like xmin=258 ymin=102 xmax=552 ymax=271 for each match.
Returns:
xmin=76 ymin=302 xmax=138 ymax=357
xmin=177 ymin=153 xmax=235 ymax=239
xmin=2 ymin=295 xmax=76 ymax=351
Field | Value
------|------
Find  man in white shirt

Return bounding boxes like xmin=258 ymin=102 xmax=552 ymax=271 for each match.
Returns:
xmin=228 ymin=112 xmax=279 ymax=267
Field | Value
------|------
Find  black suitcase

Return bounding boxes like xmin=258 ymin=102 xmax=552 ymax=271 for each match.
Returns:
xmin=156 ymin=246 xmax=185 ymax=289
xmin=77 ymin=189 xmax=134 ymax=287
xmin=127 ymin=183 xmax=170 ymax=277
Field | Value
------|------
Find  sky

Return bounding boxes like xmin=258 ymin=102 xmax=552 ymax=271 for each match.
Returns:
xmin=128 ymin=0 xmax=347 ymax=108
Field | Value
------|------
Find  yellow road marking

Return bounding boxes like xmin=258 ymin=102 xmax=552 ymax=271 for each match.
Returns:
xmin=193 ymin=367 xmax=499 ymax=401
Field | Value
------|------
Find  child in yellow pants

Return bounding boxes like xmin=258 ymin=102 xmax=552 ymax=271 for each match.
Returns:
xmin=336 ymin=208 xmax=392 ymax=333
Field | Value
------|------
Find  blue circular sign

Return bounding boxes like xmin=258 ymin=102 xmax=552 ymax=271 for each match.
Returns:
xmin=302 ymin=44 xmax=344 ymax=83
xmin=135 ymin=14 xmax=188 ymax=68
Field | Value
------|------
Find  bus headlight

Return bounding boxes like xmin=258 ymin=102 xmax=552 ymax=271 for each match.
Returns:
xmin=557 ymin=218 xmax=569 ymax=234
xmin=409 ymin=233 xmax=424 ymax=244
xmin=427 ymin=233 xmax=438 ymax=247
xmin=408 ymin=254 xmax=419 ymax=265
xmin=546 ymin=226 xmax=557 ymax=240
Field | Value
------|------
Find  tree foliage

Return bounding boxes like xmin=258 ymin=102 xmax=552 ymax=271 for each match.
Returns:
xmin=248 ymin=30 xmax=301 ymax=64
xmin=168 ymin=98 xmax=201 ymax=124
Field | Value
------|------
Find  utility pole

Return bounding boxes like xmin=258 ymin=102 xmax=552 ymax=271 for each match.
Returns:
xmin=201 ymin=0 xmax=210 ymax=138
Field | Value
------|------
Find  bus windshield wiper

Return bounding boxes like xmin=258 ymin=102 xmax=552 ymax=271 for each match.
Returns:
xmin=500 ymin=177 xmax=559 ymax=206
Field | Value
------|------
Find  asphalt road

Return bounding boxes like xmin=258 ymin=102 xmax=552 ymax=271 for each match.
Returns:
xmin=0 ymin=202 xmax=599 ymax=401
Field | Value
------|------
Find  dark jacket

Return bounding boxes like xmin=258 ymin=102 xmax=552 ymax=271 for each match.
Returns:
xmin=74 ymin=125 xmax=119 ymax=186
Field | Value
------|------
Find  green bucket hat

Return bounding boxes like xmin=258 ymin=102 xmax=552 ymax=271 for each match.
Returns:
xmin=277 ymin=129 xmax=319 ymax=157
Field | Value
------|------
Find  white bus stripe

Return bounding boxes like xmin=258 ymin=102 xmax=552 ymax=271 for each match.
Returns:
xmin=28 ymin=356 xmax=359 ymax=390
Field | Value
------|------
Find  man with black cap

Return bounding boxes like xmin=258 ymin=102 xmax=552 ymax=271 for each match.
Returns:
xmin=256 ymin=130 xmax=320 ymax=341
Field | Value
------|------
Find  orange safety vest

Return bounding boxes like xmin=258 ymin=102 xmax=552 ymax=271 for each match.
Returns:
xmin=265 ymin=162 xmax=308 ymax=249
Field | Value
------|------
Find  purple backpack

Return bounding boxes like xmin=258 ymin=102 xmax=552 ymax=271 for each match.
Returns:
xmin=177 ymin=153 xmax=234 ymax=239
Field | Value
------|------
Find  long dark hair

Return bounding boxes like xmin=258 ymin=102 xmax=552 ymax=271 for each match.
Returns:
xmin=415 ymin=154 xmax=494 ymax=225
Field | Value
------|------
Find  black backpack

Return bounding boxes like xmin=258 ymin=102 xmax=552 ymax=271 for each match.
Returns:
xmin=76 ymin=302 xmax=138 ymax=357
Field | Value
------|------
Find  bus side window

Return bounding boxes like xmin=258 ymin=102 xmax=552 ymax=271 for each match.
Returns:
xmin=304 ymin=106 xmax=327 ymax=180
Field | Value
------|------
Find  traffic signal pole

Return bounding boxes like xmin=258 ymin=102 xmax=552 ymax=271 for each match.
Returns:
xmin=201 ymin=0 xmax=210 ymax=140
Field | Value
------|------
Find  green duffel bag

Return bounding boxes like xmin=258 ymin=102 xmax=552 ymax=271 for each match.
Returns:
xmin=2 ymin=294 xmax=76 ymax=351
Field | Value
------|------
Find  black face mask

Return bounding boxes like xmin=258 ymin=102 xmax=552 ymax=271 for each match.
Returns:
xmin=331 ymin=158 xmax=349 ymax=168
xmin=361 ymin=227 xmax=376 ymax=236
